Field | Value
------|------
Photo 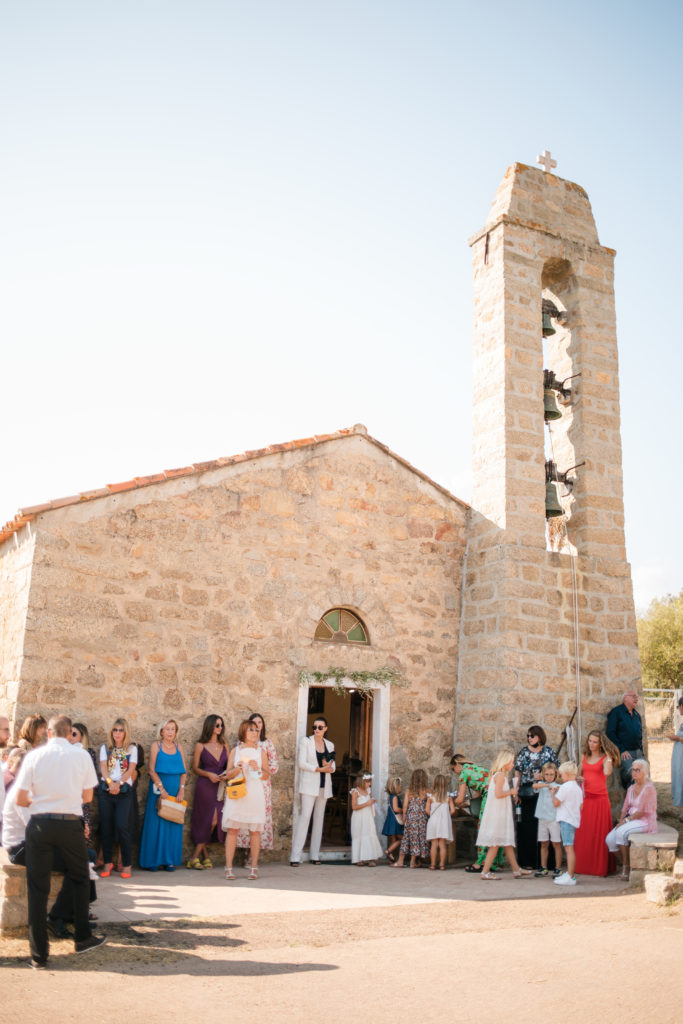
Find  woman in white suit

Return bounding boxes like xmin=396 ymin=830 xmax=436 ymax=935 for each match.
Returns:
xmin=290 ymin=717 xmax=335 ymax=865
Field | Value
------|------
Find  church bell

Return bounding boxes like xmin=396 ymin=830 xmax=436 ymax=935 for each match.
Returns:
xmin=542 ymin=312 xmax=556 ymax=337
xmin=545 ymin=481 xmax=564 ymax=518
xmin=543 ymin=387 xmax=562 ymax=421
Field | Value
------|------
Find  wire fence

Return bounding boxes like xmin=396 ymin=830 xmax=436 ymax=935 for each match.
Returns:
xmin=643 ymin=688 xmax=682 ymax=741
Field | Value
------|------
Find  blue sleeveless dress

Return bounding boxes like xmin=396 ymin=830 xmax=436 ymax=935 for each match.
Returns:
xmin=139 ymin=745 xmax=185 ymax=869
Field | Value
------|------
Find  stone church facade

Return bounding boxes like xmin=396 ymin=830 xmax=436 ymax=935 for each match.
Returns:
xmin=0 ymin=163 xmax=642 ymax=857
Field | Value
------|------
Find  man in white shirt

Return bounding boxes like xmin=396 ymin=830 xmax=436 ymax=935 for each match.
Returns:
xmin=15 ymin=714 xmax=105 ymax=968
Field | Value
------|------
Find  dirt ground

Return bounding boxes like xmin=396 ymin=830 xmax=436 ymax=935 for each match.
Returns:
xmin=3 ymin=745 xmax=681 ymax=1022
xmin=2 ymin=891 xmax=681 ymax=1023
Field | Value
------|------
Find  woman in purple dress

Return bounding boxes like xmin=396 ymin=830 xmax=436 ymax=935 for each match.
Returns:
xmin=187 ymin=714 xmax=228 ymax=869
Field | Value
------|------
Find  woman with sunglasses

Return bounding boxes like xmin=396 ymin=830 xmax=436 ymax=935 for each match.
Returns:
xmin=187 ymin=713 xmax=228 ymax=869
xmin=290 ymin=717 xmax=335 ymax=866
xmin=98 ymin=718 xmax=137 ymax=879
xmin=222 ymin=719 xmax=269 ymax=880
xmin=513 ymin=725 xmax=559 ymax=870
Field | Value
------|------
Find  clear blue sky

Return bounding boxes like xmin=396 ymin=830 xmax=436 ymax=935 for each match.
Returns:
xmin=1 ymin=1 xmax=680 ymax=610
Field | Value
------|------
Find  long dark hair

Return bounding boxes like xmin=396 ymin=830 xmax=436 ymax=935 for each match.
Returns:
xmin=248 ymin=712 xmax=267 ymax=741
xmin=198 ymin=714 xmax=227 ymax=745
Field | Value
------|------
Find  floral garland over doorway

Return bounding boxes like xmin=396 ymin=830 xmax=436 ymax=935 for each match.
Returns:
xmin=299 ymin=666 xmax=406 ymax=701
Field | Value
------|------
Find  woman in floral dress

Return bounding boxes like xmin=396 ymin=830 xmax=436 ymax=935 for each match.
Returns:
xmin=452 ymin=757 xmax=505 ymax=872
xmin=237 ymin=712 xmax=278 ymax=857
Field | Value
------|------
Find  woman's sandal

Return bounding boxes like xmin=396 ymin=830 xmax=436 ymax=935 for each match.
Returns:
xmin=465 ymin=864 xmax=483 ymax=873
xmin=248 ymin=867 xmax=259 ymax=880
xmin=201 ymin=857 xmax=213 ymax=869
xmin=481 ymin=872 xmax=500 ymax=880
xmin=618 ymin=869 xmax=630 ymax=881
xmin=120 ymin=868 xmax=132 ymax=879
xmin=224 ymin=867 xmax=235 ymax=880
xmin=384 ymin=850 xmax=396 ymax=864
xmin=99 ymin=863 xmax=114 ymax=878
xmin=392 ymin=862 xmax=404 ymax=868
xmin=513 ymin=869 xmax=534 ymax=878
xmin=186 ymin=858 xmax=202 ymax=870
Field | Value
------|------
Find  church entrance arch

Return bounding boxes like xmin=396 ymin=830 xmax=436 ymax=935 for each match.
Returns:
xmin=293 ymin=676 xmax=391 ymax=861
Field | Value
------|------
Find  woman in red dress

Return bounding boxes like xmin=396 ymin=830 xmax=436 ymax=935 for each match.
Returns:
xmin=574 ymin=731 xmax=620 ymax=876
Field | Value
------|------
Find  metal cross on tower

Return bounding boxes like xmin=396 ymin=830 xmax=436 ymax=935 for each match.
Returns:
xmin=537 ymin=149 xmax=557 ymax=173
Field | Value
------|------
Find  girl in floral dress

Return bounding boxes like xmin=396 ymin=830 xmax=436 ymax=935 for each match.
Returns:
xmin=393 ymin=769 xmax=430 ymax=868
xmin=237 ymin=712 xmax=278 ymax=859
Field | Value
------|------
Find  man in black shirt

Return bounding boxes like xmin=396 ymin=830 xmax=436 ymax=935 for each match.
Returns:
xmin=606 ymin=689 xmax=643 ymax=788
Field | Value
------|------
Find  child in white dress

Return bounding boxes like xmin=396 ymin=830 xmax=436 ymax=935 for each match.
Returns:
xmin=476 ymin=750 xmax=533 ymax=880
xmin=350 ymin=772 xmax=383 ymax=866
xmin=426 ymin=774 xmax=455 ymax=870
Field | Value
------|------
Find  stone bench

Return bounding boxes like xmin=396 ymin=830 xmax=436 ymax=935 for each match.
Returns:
xmin=0 ymin=847 xmax=63 ymax=936
xmin=628 ymin=824 xmax=679 ymax=884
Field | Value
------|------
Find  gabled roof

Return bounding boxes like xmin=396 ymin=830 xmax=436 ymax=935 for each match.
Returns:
xmin=0 ymin=424 xmax=468 ymax=546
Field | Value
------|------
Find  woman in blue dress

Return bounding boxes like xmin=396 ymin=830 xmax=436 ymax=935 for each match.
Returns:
xmin=139 ymin=719 xmax=188 ymax=871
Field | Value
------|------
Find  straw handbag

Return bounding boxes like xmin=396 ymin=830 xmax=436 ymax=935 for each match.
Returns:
xmin=156 ymin=795 xmax=187 ymax=824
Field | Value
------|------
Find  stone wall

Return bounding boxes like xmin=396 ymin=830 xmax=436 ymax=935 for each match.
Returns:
xmin=0 ymin=529 xmax=35 ymax=723
xmin=1 ymin=432 xmax=468 ymax=855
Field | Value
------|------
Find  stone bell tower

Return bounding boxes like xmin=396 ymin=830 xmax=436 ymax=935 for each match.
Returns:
xmin=455 ymin=161 xmax=642 ymax=758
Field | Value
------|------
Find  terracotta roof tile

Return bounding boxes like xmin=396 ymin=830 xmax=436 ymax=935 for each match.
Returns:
xmin=17 ymin=501 xmax=54 ymax=517
xmin=133 ymin=474 xmax=166 ymax=488
xmin=107 ymin=480 xmax=139 ymax=494
xmin=0 ymin=424 xmax=467 ymax=547
xmin=78 ymin=488 xmax=112 ymax=501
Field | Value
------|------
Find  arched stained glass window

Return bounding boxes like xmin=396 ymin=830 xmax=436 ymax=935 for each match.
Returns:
xmin=314 ymin=608 xmax=369 ymax=644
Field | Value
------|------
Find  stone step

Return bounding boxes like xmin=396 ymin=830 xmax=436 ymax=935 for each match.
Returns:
xmin=644 ymin=872 xmax=683 ymax=905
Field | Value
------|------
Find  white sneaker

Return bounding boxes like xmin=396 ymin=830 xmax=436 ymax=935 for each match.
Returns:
xmin=89 ymin=865 xmax=99 ymax=881
xmin=553 ymin=872 xmax=577 ymax=886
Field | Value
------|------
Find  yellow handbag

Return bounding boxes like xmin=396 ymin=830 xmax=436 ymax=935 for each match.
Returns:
xmin=226 ymin=775 xmax=246 ymax=799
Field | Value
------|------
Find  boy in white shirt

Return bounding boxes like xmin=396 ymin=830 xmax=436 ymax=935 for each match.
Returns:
xmin=551 ymin=760 xmax=583 ymax=887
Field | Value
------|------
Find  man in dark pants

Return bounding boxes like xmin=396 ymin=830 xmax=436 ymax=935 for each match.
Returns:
xmin=606 ymin=689 xmax=644 ymax=788
xmin=15 ymin=714 xmax=105 ymax=968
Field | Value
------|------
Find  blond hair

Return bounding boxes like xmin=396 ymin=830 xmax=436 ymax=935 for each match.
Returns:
xmin=108 ymin=718 xmax=132 ymax=749
xmin=158 ymin=719 xmax=179 ymax=743
xmin=490 ymin=750 xmax=514 ymax=776
xmin=559 ymin=760 xmax=578 ymax=778
xmin=431 ymin=774 xmax=449 ymax=803
xmin=385 ymin=775 xmax=402 ymax=796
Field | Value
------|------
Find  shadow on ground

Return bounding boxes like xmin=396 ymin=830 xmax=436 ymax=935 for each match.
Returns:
xmin=0 ymin=919 xmax=338 ymax=976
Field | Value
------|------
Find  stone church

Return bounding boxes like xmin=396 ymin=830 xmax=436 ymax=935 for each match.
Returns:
xmin=0 ymin=162 xmax=642 ymax=858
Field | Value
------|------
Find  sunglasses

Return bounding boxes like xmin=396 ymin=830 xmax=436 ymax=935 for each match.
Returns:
xmin=313 ymin=724 xmax=326 ymax=731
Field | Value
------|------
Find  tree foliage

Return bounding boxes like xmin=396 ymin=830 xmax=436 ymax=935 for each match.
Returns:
xmin=637 ymin=589 xmax=683 ymax=688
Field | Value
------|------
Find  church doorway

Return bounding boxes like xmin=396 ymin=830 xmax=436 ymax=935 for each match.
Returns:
xmin=293 ymin=676 xmax=391 ymax=860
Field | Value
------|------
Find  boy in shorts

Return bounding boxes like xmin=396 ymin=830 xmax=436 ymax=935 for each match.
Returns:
xmin=551 ymin=760 xmax=583 ymax=887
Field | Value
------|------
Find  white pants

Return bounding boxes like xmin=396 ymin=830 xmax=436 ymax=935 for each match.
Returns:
xmin=290 ymin=792 xmax=328 ymax=862
xmin=605 ymin=819 xmax=647 ymax=851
